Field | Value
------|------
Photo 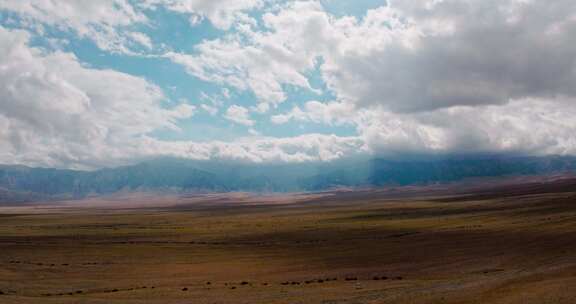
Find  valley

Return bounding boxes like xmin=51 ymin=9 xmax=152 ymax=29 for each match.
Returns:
xmin=0 ymin=179 xmax=575 ymax=303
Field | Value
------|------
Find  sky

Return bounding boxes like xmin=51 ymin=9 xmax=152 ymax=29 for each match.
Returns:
xmin=1 ymin=0 xmax=576 ymax=169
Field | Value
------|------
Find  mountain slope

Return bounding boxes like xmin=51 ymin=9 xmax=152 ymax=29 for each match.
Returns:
xmin=1 ymin=156 xmax=576 ymax=201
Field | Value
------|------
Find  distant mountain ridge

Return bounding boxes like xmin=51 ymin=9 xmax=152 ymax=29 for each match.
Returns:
xmin=1 ymin=156 xmax=576 ymax=202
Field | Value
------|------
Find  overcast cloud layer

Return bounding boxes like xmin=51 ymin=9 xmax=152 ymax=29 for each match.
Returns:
xmin=1 ymin=0 xmax=576 ymax=169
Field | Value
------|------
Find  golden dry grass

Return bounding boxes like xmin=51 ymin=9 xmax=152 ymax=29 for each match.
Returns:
xmin=0 ymin=185 xmax=575 ymax=303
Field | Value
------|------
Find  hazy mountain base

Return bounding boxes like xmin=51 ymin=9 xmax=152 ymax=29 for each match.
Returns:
xmin=1 ymin=156 xmax=576 ymax=201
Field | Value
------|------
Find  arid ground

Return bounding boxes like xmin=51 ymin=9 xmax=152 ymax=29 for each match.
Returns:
xmin=1 ymin=178 xmax=575 ymax=303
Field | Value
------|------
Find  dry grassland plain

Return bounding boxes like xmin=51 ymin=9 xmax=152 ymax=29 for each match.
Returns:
xmin=0 ymin=181 xmax=575 ymax=304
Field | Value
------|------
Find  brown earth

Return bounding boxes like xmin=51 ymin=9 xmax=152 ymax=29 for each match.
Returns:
xmin=0 ymin=178 xmax=575 ymax=303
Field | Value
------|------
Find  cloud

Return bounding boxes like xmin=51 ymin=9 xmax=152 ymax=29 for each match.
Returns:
xmin=128 ymin=31 xmax=153 ymax=49
xmin=0 ymin=26 xmax=193 ymax=169
xmin=180 ymin=0 xmax=576 ymax=158
xmin=173 ymin=0 xmax=576 ymax=113
xmin=201 ymin=104 xmax=219 ymax=116
xmin=314 ymin=0 xmax=576 ymax=113
xmin=0 ymin=25 xmax=366 ymax=169
xmin=140 ymin=0 xmax=267 ymax=30
xmin=224 ymin=105 xmax=254 ymax=126
xmin=356 ymin=97 xmax=576 ymax=157
xmin=326 ymin=0 xmax=576 ymax=156
xmin=0 ymin=0 xmax=153 ymax=54
xmin=0 ymin=0 xmax=267 ymax=53
xmin=271 ymin=100 xmax=355 ymax=125
xmin=274 ymin=97 xmax=576 ymax=158
xmin=165 ymin=1 xmax=329 ymax=108
xmin=5 ymin=0 xmax=576 ymax=169
xmin=175 ymin=133 xmax=367 ymax=163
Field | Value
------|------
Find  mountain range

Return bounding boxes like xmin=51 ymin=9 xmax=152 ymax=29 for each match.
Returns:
xmin=2 ymin=156 xmax=576 ymax=202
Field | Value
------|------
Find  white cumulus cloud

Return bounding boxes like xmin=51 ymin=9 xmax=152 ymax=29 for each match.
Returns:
xmin=224 ymin=105 xmax=254 ymax=126
xmin=5 ymin=0 xmax=576 ymax=169
xmin=0 ymin=0 xmax=151 ymax=54
xmin=0 ymin=26 xmax=193 ymax=169
xmin=140 ymin=0 xmax=268 ymax=30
